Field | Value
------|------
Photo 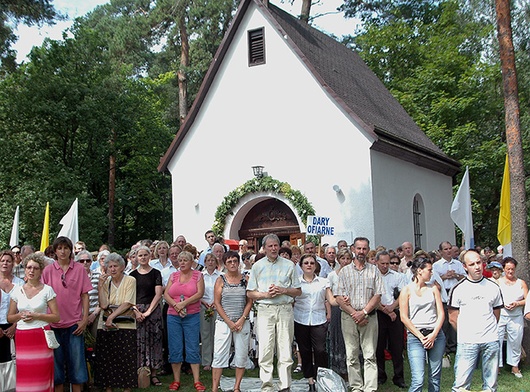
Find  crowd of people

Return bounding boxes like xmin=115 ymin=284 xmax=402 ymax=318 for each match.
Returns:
xmin=1 ymin=234 xmax=529 ymax=392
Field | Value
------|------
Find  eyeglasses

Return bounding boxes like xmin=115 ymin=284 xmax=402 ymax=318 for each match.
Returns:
xmin=390 ymin=262 xmax=400 ymax=265
xmin=78 ymin=259 xmax=92 ymax=263
xmin=225 ymin=260 xmax=239 ymax=264
xmin=61 ymin=273 xmax=67 ymax=288
xmin=302 ymin=261 xmax=316 ymax=265
xmin=25 ymin=266 xmax=40 ymax=271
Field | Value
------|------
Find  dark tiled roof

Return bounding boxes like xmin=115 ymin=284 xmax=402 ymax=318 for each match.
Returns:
xmin=266 ymin=3 xmax=459 ymax=174
xmin=159 ymin=0 xmax=460 ymax=175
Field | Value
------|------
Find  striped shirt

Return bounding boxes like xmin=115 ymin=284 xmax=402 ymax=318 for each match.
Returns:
xmin=88 ymin=269 xmax=100 ymax=314
xmin=336 ymin=261 xmax=384 ymax=310
xmin=218 ymin=275 xmax=247 ymax=322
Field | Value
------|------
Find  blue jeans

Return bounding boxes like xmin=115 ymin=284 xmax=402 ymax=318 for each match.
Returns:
xmin=52 ymin=325 xmax=89 ymax=385
xmin=452 ymin=341 xmax=499 ymax=392
xmin=167 ymin=312 xmax=201 ymax=364
xmin=407 ymin=330 xmax=445 ymax=392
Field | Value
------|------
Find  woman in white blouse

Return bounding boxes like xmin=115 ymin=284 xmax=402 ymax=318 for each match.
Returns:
xmin=293 ymin=253 xmax=336 ymax=391
xmin=8 ymin=253 xmax=60 ymax=391
xmin=200 ymin=253 xmax=222 ymax=370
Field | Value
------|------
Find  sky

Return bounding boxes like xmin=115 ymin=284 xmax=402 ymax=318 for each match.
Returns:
xmin=13 ymin=0 xmax=360 ymax=63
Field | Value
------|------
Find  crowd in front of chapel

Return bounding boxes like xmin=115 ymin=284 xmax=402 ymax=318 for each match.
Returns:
xmin=2 ymin=231 xmax=530 ymax=392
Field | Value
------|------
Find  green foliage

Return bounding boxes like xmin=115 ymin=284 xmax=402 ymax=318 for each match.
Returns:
xmin=0 ymin=0 xmax=60 ymax=73
xmin=212 ymin=177 xmax=315 ymax=236
xmin=0 ymin=22 xmax=173 ymax=250
xmin=344 ymin=0 xmax=530 ymax=247
xmin=0 ymin=0 xmax=240 ymax=250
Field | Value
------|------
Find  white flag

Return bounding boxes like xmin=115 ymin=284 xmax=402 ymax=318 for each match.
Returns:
xmin=57 ymin=198 xmax=79 ymax=244
xmin=450 ymin=167 xmax=474 ymax=249
xmin=9 ymin=206 xmax=20 ymax=247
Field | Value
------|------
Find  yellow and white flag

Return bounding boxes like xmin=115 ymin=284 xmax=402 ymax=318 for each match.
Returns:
xmin=497 ymin=155 xmax=511 ymax=256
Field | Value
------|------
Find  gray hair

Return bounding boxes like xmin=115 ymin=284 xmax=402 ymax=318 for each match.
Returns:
xmin=104 ymin=252 xmax=126 ymax=268
xmin=262 ymin=233 xmax=280 ymax=247
xmin=97 ymin=250 xmax=110 ymax=262
xmin=75 ymin=250 xmax=92 ymax=262
xmin=212 ymin=243 xmax=225 ymax=252
xmin=375 ymin=250 xmax=390 ymax=261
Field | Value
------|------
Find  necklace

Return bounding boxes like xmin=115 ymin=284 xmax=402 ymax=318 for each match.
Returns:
xmin=225 ymin=273 xmax=241 ymax=284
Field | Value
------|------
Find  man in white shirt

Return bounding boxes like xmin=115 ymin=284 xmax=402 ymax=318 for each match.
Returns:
xmin=397 ymin=241 xmax=413 ymax=273
xmin=375 ymin=251 xmax=406 ymax=388
xmin=198 ymin=230 xmax=217 ymax=266
xmin=433 ymin=241 xmax=466 ymax=356
xmin=324 ymin=245 xmax=339 ymax=271
xmin=449 ymin=250 xmax=503 ymax=392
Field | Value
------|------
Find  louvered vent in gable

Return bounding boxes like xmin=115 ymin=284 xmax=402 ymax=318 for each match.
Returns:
xmin=248 ymin=27 xmax=265 ymax=66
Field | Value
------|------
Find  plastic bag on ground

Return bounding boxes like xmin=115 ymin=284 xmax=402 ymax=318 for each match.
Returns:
xmin=316 ymin=367 xmax=348 ymax=392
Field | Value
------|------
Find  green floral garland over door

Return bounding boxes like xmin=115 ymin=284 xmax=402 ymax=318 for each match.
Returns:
xmin=212 ymin=177 xmax=316 ymax=238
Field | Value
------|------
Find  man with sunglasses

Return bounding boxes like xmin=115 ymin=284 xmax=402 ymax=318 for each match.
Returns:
xmin=388 ymin=254 xmax=402 ymax=272
xmin=375 ymin=251 xmax=407 ymax=388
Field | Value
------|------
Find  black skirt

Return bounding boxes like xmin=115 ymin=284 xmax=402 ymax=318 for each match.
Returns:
xmin=95 ymin=328 xmax=137 ymax=388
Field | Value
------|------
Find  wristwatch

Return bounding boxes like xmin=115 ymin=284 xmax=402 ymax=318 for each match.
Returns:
xmin=363 ymin=309 xmax=369 ymax=319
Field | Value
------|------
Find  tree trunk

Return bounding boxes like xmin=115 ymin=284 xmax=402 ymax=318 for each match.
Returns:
xmin=495 ymin=0 xmax=530 ymax=359
xmin=178 ymin=9 xmax=189 ymax=123
xmin=300 ymin=0 xmax=311 ymax=23
xmin=108 ymin=128 xmax=117 ymax=247
xmin=495 ymin=0 xmax=528 ymax=278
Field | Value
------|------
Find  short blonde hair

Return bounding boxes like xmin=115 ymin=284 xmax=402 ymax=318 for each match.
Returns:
xmin=23 ymin=253 xmax=47 ymax=270
xmin=178 ymin=251 xmax=194 ymax=263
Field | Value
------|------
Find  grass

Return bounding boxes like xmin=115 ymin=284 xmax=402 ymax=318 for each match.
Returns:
xmin=88 ymin=354 xmax=528 ymax=391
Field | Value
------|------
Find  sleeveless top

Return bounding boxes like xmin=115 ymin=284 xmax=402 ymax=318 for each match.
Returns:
xmin=498 ymin=278 xmax=524 ymax=317
xmin=217 ymin=275 xmax=247 ymax=322
xmin=407 ymin=283 xmax=437 ymax=329
xmin=167 ymin=270 xmax=202 ymax=316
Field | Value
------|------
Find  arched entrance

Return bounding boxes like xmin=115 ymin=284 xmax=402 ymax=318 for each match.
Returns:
xmin=238 ymin=198 xmax=304 ymax=250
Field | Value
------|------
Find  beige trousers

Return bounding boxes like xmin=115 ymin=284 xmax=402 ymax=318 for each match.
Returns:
xmin=256 ymin=303 xmax=294 ymax=391
xmin=341 ymin=312 xmax=379 ymax=392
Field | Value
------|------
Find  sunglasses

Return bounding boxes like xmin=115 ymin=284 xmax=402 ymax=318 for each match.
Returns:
xmin=25 ymin=265 xmax=41 ymax=271
xmin=61 ymin=273 xmax=67 ymax=288
xmin=78 ymin=259 xmax=92 ymax=263
xmin=302 ymin=261 xmax=316 ymax=265
xmin=390 ymin=262 xmax=400 ymax=265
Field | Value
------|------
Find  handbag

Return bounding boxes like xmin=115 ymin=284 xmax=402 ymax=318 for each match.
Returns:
xmin=102 ymin=280 xmax=135 ymax=324
xmin=102 ymin=305 xmax=135 ymax=323
xmin=137 ymin=366 xmax=151 ymax=389
xmin=0 ymin=359 xmax=16 ymax=392
xmin=42 ymin=327 xmax=60 ymax=349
